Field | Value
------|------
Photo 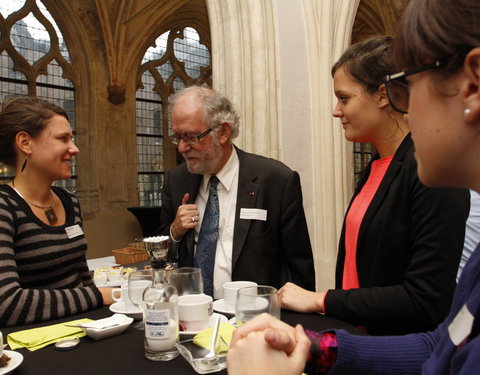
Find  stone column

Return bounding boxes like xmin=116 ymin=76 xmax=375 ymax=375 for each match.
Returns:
xmin=207 ymin=0 xmax=279 ymax=159
xmin=207 ymin=0 xmax=359 ymax=290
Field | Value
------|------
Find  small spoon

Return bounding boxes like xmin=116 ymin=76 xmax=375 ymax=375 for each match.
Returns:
xmin=205 ymin=315 xmax=221 ymax=359
xmin=64 ymin=323 xmax=120 ymax=330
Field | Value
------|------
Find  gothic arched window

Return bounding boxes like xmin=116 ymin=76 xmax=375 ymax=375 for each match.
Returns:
xmin=0 ymin=0 xmax=76 ymax=191
xmin=136 ymin=26 xmax=211 ymax=207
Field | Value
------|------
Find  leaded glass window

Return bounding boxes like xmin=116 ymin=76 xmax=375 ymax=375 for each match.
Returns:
xmin=136 ymin=27 xmax=211 ymax=207
xmin=354 ymin=142 xmax=375 ymax=182
xmin=0 ymin=0 xmax=76 ymax=192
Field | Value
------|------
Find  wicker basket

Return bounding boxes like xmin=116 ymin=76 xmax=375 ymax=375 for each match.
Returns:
xmin=112 ymin=247 xmax=149 ymax=265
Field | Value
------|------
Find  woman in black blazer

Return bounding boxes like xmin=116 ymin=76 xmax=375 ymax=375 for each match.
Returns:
xmin=278 ymin=36 xmax=470 ymax=335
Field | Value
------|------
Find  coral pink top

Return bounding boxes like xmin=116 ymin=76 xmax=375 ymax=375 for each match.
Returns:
xmin=342 ymin=156 xmax=393 ymax=289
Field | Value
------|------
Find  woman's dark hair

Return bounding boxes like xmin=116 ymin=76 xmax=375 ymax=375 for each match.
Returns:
xmin=393 ymin=0 xmax=480 ymax=76
xmin=331 ymin=35 xmax=394 ymax=93
xmin=0 ymin=97 xmax=68 ymax=166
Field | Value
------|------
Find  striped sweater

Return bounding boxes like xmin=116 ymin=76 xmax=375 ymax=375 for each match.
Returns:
xmin=0 ymin=185 xmax=103 ymax=327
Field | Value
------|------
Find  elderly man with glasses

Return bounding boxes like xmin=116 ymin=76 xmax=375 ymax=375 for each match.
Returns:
xmin=157 ymin=86 xmax=315 ymax=299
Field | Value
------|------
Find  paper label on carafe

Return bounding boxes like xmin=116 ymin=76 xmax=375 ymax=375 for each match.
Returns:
xmin=153 ymin=249 xmax=166 ymax=258
xmin=145 ymin=309 xmax=171 ymax=339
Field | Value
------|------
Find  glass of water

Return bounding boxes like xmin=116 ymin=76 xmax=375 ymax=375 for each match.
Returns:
xmin=168 ymin=267 xmax=204 ymax=296
xmin=128 ymin=269 xmax=153 ymax=329
xmin=235 ymin=285 xmax=280 ymax=326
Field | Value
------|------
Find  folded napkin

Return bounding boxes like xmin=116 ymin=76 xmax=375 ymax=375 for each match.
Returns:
xmin=193 ymin=322 xmax=235 ymax=354
xmin=7 ymin=318 xmax=93 ymax=351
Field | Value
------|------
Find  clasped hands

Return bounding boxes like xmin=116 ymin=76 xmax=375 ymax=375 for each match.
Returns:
xmin=227 ymin=313 xmax=311 ymax=375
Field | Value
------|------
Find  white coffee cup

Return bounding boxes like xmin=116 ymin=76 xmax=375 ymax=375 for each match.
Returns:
xmin=178 ymin=294 xmax=213 ymax=331
xmin=112 ymin=284 xmax=136 ymax=310
xmin=223 ymin=281 xmax=257 ymax=310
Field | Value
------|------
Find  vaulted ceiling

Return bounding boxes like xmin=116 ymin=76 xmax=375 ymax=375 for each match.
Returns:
xmin=352 ymin=0 xmax=410 ymax=43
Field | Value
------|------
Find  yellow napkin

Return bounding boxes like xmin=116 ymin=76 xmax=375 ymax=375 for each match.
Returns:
xmin=7 ymin=318 xmax=93 ymax=351
xmin=193 ymin=322 xmax=235 ymax=354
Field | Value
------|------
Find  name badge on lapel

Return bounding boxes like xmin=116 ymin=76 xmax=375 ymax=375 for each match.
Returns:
xmin=448 ymin=303 xmax=475 ymax=345
xmin=65 ymin=224 xmax=83 ymax=239
xmin=240 ymin=208 xmax=267 ymax=221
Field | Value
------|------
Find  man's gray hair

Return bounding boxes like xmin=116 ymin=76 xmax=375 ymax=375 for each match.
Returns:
xmin=171 ymin=86 xmax=240 ymax=139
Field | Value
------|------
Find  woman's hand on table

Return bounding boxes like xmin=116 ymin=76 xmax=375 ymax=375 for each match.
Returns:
xmin=98 ymin=287 xmax=115 ymax=305
xmin=227 ymin=320 xmax=310 ymax=375
xmin=279 ymin=282 xmax=325 ymax=313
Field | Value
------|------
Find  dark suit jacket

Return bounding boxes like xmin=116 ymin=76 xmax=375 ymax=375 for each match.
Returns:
xmin=158 ymin=146 xmax=316 ymax=291
xmin=324 ymin=134 xmax=470 ymax=335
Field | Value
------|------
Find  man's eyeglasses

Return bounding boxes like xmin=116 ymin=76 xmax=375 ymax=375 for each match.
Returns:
xmin=384 ymin=60 xmax=444 ymax=114
xmin=169 ymin=127 xmax=214 ymax=145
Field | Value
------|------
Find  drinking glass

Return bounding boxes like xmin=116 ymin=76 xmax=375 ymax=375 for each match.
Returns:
xmin=168 ymin=267 xmax=204 ymax=296
xmin=235 ymin=285 xmax=281 ymax=327
xmin=128 ymin=269 xmax=153 ymax=329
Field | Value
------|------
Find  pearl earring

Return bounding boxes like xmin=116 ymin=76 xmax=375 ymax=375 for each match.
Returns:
xmin=464 ymin=108 xmax=472 ymax=118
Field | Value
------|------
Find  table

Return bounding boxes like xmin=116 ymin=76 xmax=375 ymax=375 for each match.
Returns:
xmin=87 ymin=256 xmax=118 ymax=270
xmin=1 ymin=307 xmax=365 ymax=375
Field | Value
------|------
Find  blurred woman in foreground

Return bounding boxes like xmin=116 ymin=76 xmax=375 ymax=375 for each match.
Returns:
xmin=227 ymin=0 xmax=480 ymax=373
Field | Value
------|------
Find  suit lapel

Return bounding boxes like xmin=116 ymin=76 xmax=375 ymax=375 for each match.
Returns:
xmin=232 ymin=148 xmax=258 ymax=268
xmin=356 ymin=134 xmax=412 ymax=250
xmin=184 ymin=173 xmax=202 ymax=263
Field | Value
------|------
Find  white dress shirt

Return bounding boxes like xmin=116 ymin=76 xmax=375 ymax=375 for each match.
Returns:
xmin=194 ymin=147 xmax=239 ymax=299
xmin=457 ymin=190 xmax=480 ymax=281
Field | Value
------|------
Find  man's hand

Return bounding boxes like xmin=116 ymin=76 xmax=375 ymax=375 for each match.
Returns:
xmin=170 ymin=193 xmax=200 ymax=240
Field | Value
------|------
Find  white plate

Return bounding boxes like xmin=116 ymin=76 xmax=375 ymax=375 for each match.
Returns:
xmin=0 ymin=351 xmax=23 ymax=375
xmin=109 ymin=301 xmax=143 ymax=320
xmin=212 ymin=299 xmax=235 ymax=315
xmin=179 ymin=313 xmax=228 ymax=337
xmin=86 ymin=314 xmax=133 ymax=340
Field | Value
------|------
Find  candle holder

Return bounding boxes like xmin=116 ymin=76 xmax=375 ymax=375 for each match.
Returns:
xmin=142 ymin=236 xmax=169 ymax=269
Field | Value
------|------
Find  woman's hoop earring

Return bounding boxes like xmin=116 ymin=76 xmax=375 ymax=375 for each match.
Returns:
xmin=21 ymin=156 xmax=28 ymax=173
xmin=464 ymin=108 xmax=472 ymax=118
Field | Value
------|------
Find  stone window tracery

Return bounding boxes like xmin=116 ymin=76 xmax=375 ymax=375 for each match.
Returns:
xmin=136 ymin=26 xmax=211 ymax=207
xmin=0 ymin=0 xmax=76 ymax=192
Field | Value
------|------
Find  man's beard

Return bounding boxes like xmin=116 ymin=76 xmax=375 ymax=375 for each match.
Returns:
xmin=183 ymin=139 xmax=224 ymax=175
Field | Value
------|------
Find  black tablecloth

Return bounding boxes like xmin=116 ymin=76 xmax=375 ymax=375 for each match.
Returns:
xmin=2 ymin=307 xmax=365 ymax=375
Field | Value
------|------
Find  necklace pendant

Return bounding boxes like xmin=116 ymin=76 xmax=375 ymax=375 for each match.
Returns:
xmin=45 ymin=208 xmax=58 ymax=225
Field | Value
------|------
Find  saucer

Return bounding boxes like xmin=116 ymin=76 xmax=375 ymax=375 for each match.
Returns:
xmin=109 ymin=301 xmax=143 ymax=320
xmin=177 ymin=339 xmax=227 ymax=374
xmin=0 ymin=351 xmax=23 ymax=375
xmin=179 ymin=313 xmax=228 ymax=337
xmin=228 ymin=316 xmax=237 ymax=327
xmin=212 ymin=299 xmax=234 ymax=315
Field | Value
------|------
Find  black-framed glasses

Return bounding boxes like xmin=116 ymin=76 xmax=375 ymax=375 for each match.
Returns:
xmin=169 ymin=127 xmax=214 ymax=145
xmin=384 ymin=60 xmax=444 ymax=114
